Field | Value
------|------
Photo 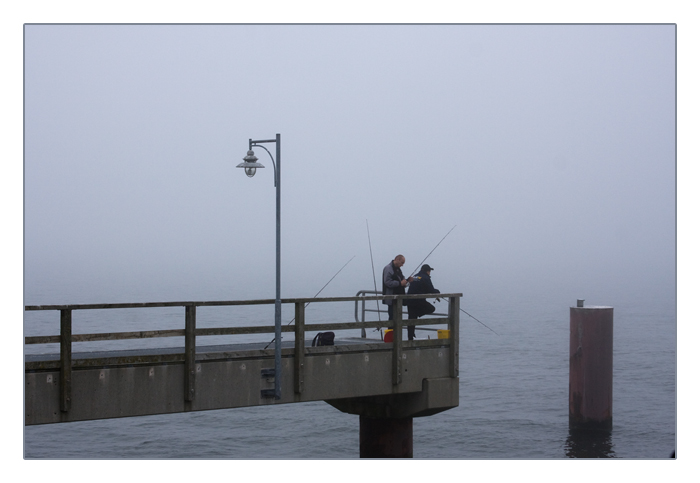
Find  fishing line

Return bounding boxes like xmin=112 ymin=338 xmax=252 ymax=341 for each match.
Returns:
xmin=460 ymin=307 xmax=499 ymax=335
xmin=263 ymin=255 xmax=356 ymax=350
xmin=305 ymin=255 xmax=356 ymax=303
xmin=407 ymin=225 xmax=497 ymax=335
xmin=408 ymin=224 xmax=457 ymax=278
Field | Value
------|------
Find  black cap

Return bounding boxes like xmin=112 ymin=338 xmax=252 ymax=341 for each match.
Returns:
xmin=421 ymin=264 xmax=434 ymax=272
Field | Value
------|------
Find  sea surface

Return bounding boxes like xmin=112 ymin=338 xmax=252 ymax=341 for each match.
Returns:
xmin=23 ymin=281 xmax=676 ymax=459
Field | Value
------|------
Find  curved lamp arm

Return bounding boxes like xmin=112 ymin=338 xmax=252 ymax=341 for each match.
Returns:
xmin=250 ymin=142 xmax=278 ymax=188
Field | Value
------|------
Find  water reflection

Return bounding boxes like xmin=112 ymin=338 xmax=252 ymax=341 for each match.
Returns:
xmin=565 ymin=428 xmax=616 ymax=458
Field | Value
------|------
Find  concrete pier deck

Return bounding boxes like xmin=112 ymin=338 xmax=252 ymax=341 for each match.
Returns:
xmin=25 ymin=294 xmax=461 ymax=427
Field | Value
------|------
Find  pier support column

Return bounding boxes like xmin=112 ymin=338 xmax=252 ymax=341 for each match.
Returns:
xmin=359 ymin=416 xmax=413 ymax=458
xmin=569 ymin=301 xmax=613 ymax=430
xmin=326 ymin=378 xmax=459 ymax=459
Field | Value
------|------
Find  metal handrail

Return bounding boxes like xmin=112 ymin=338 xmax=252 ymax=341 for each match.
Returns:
xmin=354 ymin=290 xmax=447 ymax=338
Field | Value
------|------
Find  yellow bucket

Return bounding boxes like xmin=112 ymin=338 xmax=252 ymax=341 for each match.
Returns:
xmin=437 ymin=329 xmax=450 ymax=339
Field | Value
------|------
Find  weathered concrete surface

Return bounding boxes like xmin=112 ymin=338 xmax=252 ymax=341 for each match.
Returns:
xmin=328 ymin=376 xmax=459 ymax=459
xmin=326 ymin=377 xmax=459 ymax=419
xmin=25 ymin=339 xmax=457 ymax=425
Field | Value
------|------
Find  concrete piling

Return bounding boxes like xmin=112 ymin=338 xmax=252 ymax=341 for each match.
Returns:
xmin=359 ymin=416 xmax=413 ymax=458
xmin=569 ymin=301 xmax=613 ymax=430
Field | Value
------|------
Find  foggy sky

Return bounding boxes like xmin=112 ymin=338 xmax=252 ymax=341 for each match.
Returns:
xmin=23 ymin=24 xmax=676 ymax=307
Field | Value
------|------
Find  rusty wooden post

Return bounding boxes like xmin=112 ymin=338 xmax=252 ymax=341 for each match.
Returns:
xmin=59 ymin=309 xmax=72 ymax=412
xmin=294 ymin=301 xmax=305 ymax=394
xmin=569 ymin=301 xmax=613 ymax=430
xmin=392 ymin=297 xmax=403 ymax=385
xmin=185 ymin=305 xmax=196 ymax=402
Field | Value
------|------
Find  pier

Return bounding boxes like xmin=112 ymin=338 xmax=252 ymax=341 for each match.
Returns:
xmin=25 ymin=293 xmax=461 ymax=457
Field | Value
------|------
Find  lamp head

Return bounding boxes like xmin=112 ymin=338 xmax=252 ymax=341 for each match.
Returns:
xmin=236 ymin=150 xmax=265 ymax=177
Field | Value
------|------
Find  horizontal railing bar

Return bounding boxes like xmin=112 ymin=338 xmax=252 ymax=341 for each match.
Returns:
xmin=24 ymin=299 xmax=278 ymax=311
xmin=25 ymin=330 xmax=178 ymax=344
xmin=362 ymin=309 xmax=447 ymax=316
xmin=24 ymin=318 xmax=450 ymax=345
xmin=304 ymin=318 xmax=449 ymax=331
xmin=25 ymin=335 xmax=60 ymax=344
xmin=195 ymin=322 xmax=444 ymax=337
xmin=24 ymin=293 xmax=463 ymax=311
xmin=195 ymin=326 xmax=275 ymax=336
xmin=25 ymin=329 xmax=187 ymax=345
xmin=25 ymin=326 xmax=284 ymax=344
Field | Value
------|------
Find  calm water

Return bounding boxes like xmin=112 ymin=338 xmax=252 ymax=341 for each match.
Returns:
xmin=23 ymin=283 xmax=676 ymax=459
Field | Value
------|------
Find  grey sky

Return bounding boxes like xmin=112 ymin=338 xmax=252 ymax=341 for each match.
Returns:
xmin=23 ymin=24 xmax=675 ymax=306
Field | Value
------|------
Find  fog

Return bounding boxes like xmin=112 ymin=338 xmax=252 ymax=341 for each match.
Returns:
xmin=23 ymin=24 xmax=675 ymax=308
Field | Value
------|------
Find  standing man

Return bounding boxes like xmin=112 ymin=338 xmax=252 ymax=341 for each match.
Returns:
xmin=382 ymin=255 xmax=414 ymax=322
xmin=405 ymin=264 xmax=441 ymax=340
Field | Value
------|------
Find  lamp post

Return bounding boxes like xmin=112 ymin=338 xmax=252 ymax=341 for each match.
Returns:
xmin=237 ymin=133 xmax=282 ymax=400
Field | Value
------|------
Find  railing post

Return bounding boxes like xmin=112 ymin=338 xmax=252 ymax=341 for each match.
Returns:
xmin=294 ymin=301 xmax=305 ymax=394
xmin=447 ymin=296 xmax=460 ymax=378
xmin=185 ymin=305 xmax=196 ymax=402
xmin=392 ymin=297 xmax=403 ymax=385
xmin=59 ymin=309 xmax=72 ymax=412
xmin=361 ymin=298 xmax=367 ymax=338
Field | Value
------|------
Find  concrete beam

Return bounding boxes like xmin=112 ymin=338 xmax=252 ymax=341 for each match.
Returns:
xmin=25 ymin=343 xmax=456 ymax=425
xmin=325 ymin=377 xmax=459 ymax=419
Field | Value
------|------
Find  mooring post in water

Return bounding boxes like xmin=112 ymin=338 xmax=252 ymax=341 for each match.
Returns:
xmin=359 ymin=416 xmax=413 ymax=458
xmin=569 ymin=300 xmax=613 ymax=430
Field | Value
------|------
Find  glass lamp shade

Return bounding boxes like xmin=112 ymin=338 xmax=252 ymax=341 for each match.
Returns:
xmin=237 ymin=150 xmax=265 ymax=178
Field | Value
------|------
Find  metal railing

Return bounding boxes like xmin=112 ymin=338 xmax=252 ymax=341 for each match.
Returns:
xmin=354 ymin=290 xmax=448 ymax=338
xmin=25 ymin=293 xmax=461 ymax=409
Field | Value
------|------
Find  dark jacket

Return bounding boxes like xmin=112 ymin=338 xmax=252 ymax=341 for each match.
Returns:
xmin=407 ymin=270 xmax=440 ymax=298
xmin=406 ymin=270 xmax=440 ymax=317
xmin=382 ymin=260 xmax=406 ymax=305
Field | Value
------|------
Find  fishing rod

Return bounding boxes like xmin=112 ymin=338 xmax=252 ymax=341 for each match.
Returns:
xmin=406 ymin=225 xmax=497 ymax=335
xmin=408 ymin=224 xmax=457 ymax=278
xmin=460 ymin=307 xmax=499 ymax=335
xmin=365 ymin=220 xmax=383 ymax=338
xmin=263 ymin=255 xmax=356 ymax=349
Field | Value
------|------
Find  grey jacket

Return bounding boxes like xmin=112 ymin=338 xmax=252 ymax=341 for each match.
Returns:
xmin=382 ymin=260 xmax=406 ymax=305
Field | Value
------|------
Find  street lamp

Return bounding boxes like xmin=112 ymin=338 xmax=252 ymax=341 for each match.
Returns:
xmin=240 ymin=150 xmax=265 ymax=178
xmin=236 ymin=133 xmax=282 ymax=400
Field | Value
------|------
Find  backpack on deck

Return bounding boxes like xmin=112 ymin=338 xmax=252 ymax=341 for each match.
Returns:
xmin=312 ymin=332 xmax=335 ymax=347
